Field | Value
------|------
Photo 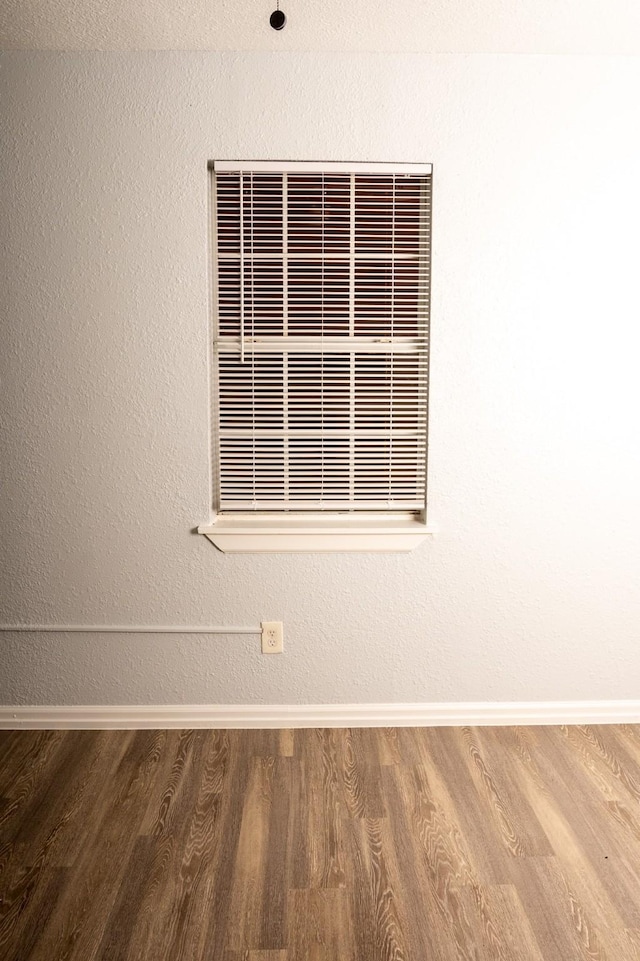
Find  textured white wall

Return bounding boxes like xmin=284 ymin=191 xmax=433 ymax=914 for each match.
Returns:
xmin=2 ymin=51 xmax=640 ymax=705
xmin=2 ymin=0 xmax=640 ymax=53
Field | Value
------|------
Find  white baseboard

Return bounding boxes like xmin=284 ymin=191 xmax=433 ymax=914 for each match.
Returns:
xmin=1 ymin=700 xmax=640 ymax=730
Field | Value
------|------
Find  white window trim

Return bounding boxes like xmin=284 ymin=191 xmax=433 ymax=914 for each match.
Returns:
xmin=198 ymin=512 xmax=435 ymax=553
xmin=214 ymin=160 xmax=433 ymax=175
xmin=200 ymin=160 xmax=435 ymax=553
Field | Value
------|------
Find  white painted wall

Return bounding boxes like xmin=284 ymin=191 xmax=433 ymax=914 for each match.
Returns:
xmin=2 ymin=51 xmax=640 ymax=705
xmin=2 ymin=0 xmax=640 ymax=53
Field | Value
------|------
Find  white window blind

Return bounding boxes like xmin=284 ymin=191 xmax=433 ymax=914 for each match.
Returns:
xmin=211 ymin=160 xmax=432 ymax=515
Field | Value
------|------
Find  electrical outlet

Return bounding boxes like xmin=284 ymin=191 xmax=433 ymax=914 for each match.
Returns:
xmin=261 ymin=621 xmax=284 ymax=654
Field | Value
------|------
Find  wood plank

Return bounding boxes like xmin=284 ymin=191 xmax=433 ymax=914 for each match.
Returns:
xmin=0 ymin=861 xmax=68 ymax=961
xmin=341 ymin=728 xmax=386 ymax=819
xmin=532 ymin=726 xmax=640 ymax=927
xmin=415 ymin=727 xmax=512 ymax=884
xmin=0 ymin=731 xmax=67 ymax=840
xmin=224 ymin=755 xmax=276 ymax=952
xmin=125 ymin=730 xmax=222 ymax=961
xmin=295 ymin=729 xmax=347 ymax=889
xmin=348 ymin=816 xmax=412 ymax=961
xmin=381 ymin=762 xmax=478 ymax=960
xmin=457 ymin=882 xmax=545 ymax=961
xmin=288 ymin=888 xmax=356 ymax=960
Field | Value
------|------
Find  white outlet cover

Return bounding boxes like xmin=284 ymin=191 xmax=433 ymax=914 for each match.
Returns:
xmin=261 ymin=621 xmax=284 ymax=654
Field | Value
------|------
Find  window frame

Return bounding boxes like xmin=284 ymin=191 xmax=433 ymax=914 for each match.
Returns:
xmin=199 ymin=160 xmax=435 ymax=552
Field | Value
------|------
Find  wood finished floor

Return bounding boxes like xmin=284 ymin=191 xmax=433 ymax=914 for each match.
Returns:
xmin=1 ymin=726 xmax=640 ymax=960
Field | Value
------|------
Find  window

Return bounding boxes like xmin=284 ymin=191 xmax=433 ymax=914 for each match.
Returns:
xmin=199 ymin=161 xmax=434 ymax=552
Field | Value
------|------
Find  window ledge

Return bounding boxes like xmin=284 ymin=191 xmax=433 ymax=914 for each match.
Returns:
xmin=198 ymin=512 xmax=434 ymax=553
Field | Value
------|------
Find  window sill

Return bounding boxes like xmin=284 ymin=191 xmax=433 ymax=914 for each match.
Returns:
xmin=198 ymin=512 xmax=435 ymax=553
